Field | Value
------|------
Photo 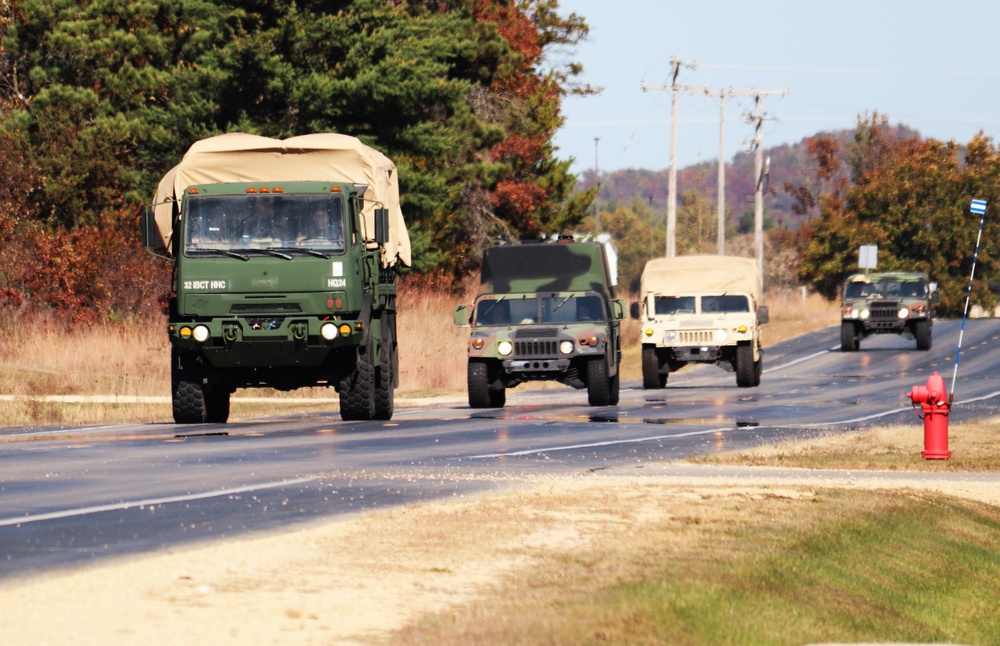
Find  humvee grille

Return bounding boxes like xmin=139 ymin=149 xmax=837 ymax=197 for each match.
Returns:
xmin=677 ymin=330 xmax=714 ymax=344
xmin=514 ymin=340 xmax=558 ymax=357
xmin=869 ymin=300 xmax=899 ymax=322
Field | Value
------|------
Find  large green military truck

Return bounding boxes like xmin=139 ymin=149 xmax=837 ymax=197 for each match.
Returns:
xmin=840 ymin=271 xmax=938 ymax=352
xmin=630 ymin=255 xmax=768 ymax=388
xmin=142 ymin=133 xmax=410 ymax=423
xmin=454 ymin=238 xmax=625 ymax=408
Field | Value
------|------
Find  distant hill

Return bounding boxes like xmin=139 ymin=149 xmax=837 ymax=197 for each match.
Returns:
xmin=580 ymin=129 xmax=861 ymax=231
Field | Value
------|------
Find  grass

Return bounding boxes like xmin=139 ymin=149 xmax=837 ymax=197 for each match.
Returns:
xmin=0 ymin=284 xmax=837 ymax=427
xmin=387 ymin=416 xmax=1000 ymax=645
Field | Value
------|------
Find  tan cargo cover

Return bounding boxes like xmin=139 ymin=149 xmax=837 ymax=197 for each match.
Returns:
xmin=152 ymin=133 xmax=410 ymax=267
xmin=640 ymin=255 xmax=761 ymax=300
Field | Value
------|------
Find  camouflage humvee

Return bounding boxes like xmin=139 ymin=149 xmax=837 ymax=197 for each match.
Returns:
xmin=455 ymin=239 xmax=625 ymax=408
xmin=840 ymin=272 xmax=938 ymax=351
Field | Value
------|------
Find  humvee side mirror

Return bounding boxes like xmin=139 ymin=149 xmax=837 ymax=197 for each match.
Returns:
xmin=931 ymin=291 xmax=940 ymax=305
xmin=611 ymin=299 xmax=625 ymax=321
xmin=757 ymin=306 xmax=769 ymax=325
xmin=629 ymin=302 xmax=641 ymax=319
xmin=454 ymin=304 xmax=470 ymax=327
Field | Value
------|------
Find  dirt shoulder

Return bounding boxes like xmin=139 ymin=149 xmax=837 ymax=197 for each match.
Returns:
xmin=3 ymin=463 xmax=998 ymax=645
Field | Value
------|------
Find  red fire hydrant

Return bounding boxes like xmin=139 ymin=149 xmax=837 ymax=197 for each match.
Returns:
xmin=906 ymin=371 xmax=951 ymax=460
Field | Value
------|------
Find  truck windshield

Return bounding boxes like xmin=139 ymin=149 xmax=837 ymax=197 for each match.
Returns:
xmin=654 ymin=296 xmax=695 ymax=315
xmin=184 ymin=193 xmax=346 ymax=255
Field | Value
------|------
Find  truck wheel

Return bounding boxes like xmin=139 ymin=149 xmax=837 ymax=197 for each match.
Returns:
xmin=736 ymin=344 xmax=756 ymax=388
xmin=205 ymin=387 xmax=231 ymax=424
xmin=340 ymin=344 xmax=374 ymax=421
xmin=172 ymin=378 xmax=207 ymax=424
xmin=914 ymin=320 xmax=932 ymax=351
xmin=753 ymin=354 xmax=763 ymax=387
xmin=373 ymin=341 xmax=395 ymax=420
xmin=641 ymin=346 xmax=666 ymax=389
xmin=609 ymin=371 xmax=620 ymax=405
xmin=468 ymin=361 xmax=499 ymax=408
xmin=840 ymin=322 xmax=859 ymax=352
xmin=587 ymin=357 xmax=612 ymax=406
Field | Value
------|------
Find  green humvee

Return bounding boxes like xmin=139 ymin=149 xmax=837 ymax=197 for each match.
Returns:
xmin=454 ymin=239 xmax=625 ymax=408
xmin=840 ymin=271 xmax=938 ymax=351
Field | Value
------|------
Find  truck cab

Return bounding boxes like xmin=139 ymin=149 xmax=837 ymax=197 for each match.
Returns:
xmin=840 ymin=271 xmax=938 ymax=351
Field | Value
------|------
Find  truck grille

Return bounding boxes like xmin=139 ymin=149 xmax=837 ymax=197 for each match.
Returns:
xmin=514 ymin=340 xmax=558 ymax=357
xmin=231 ymin=303 xmax=302 ymax=315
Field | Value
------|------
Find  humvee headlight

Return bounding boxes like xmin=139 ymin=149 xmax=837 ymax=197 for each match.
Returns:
xmin=665 ymin=332 xmax=676 ymax=342
xmin=178 ymin=326 xmax=192 ymax=340
xmin=498 ymin=341 xmax=513 ymax=356
xmin=320 ymin=322 xmax=337 ymax=340
xmin=860 ymin=309 xmax=870 ymax=320
xmin=193 ymin=325 xmax=210 ymax=343
xmin=559 ymin=340 xmax=574 ymax=354
xmin=714 ymin=328 xmax=728 ymax=343
xmin=644 ymin=328 xmax=654 ymax=337
xmin=898 ymin=307 xmax=909 ymax=319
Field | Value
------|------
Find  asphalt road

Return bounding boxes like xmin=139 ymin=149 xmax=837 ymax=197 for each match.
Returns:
xmin=3 ymin=319 xmax=1000 ymax=579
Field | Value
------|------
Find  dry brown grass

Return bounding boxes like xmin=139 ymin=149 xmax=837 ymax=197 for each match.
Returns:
xmin=0 ymin=283 xmax=839 ymax=426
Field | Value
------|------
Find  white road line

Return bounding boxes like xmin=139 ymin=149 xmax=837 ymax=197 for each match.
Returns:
xmin=0 ymin=476 xmax=319 ymax=528
xmin=467 ymin=390 xmax=1000 ymax=459
xmin=765 ymin=348 xmax=835 ymax=373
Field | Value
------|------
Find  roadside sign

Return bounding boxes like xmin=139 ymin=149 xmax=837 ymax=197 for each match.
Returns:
xmin=971 ymin=199 xmax=987 ymax=214
xmin=858 ymin=245 xmax=877 ymax=270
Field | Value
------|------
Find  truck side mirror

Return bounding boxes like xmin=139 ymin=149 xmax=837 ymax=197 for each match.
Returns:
xmin=141 ymin=209 xmax=159 ymax=249
xmin=454 ymin=304 xmax=470 ymax=327
xmin=757 ymin=306 xmax=769 ymax=325
xmin=629 ymin=302 xmax=640 ymax=319
xmin=930 ymin=291 xmax=940 ymax=305
xmin=374 ymin=208 xmax=390 ymax=245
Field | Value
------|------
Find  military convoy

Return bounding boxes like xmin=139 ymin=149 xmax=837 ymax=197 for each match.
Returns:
xmin=143 ymin=133 xmax=409 ymax=423
xmin=840 ymin=271 xmax=938 ymax=351
xmin=630 ymin=255 xmax=768 ymax=388
xmin=454 ymin=238 xmax=625 ymax=407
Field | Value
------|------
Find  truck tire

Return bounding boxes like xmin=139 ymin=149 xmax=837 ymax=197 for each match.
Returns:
xmin=340 ymin=343 xmax=375 ymax=421
xmin=205 ymin=387 xmax=231 ymax=424
xmin=641 ymin=346 xmax=666 ymax=389
xmin=373 ymin=339 xmax=395 ymax=421
xmin=840 ymin=322 xmax=860 ymax=352
xmin=468 ymin=361 xmax=505 ymax=408
xmin=736 ymin=344 xmax=756 ymax=388
xmin=914 ymin=320 xmax=932 ymax=351
xmin=587 ymin=357 xmax=612 ymax=406
xmin=753 ymin=353 xmax=763 ymax=387
xmin=173 ymin=378 xmax=207 ymax=424
xmin=609 ymin=370 xmax=620 ymax=405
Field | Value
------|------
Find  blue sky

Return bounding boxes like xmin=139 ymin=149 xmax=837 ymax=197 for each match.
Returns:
xmin=550 ymin=0 xmax=1000 ymax=175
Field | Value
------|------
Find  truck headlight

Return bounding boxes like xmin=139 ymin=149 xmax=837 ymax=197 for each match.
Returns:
xmin=898 ymin=307 xmax=909 ymax=318
xmin=320 ymin=322 xmax=337 ymax=340
xmin=193 ymin=325 xmax=210 ymax=343
xmin=665 ymin=332 xmax=676 ymax=342
xmin=498 ymin=341 xmax=513 ymax=356
xmin=860 ymin=309 xmax=870 ymax=320
xmin=714 ymin=328 xmax=728 ymax=343
xmin=560 ymin=340 xmax=574 ymax=354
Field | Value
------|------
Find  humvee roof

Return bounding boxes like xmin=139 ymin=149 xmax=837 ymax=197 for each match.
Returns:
xmin=639 ymin=255 xmax=761 ymax=299
xmin=479 ymin=243 xmax=615 ymax=298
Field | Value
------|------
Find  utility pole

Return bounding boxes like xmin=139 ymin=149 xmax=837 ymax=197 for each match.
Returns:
xmin=741 ymin=87 xmax=789 ymax=289
xmin=593 ymin=136 xmax=600 ymax=232
xmin=641 ymin=56 xmax=700 ymax=257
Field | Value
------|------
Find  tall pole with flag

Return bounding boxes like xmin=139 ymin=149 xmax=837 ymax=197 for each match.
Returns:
xmin=952 ymin=198 xmax=988 ymax=401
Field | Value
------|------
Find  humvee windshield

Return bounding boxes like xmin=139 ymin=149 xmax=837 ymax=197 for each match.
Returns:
xmin=475 ymin=294 xmax=605 ymax=326
xmin=184 ymin=193 xmax=346 ymax=254
xmin=654 ymin=294 xmax=748 ymax=314
xmin=844 ymin=279 xmax=926 ymax=299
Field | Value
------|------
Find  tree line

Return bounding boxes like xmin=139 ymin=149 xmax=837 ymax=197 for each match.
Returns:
xmin=1 ymin=2 xmax=998 ymax=322
xmin=0 ymin=0 xmax=595 ymax=322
